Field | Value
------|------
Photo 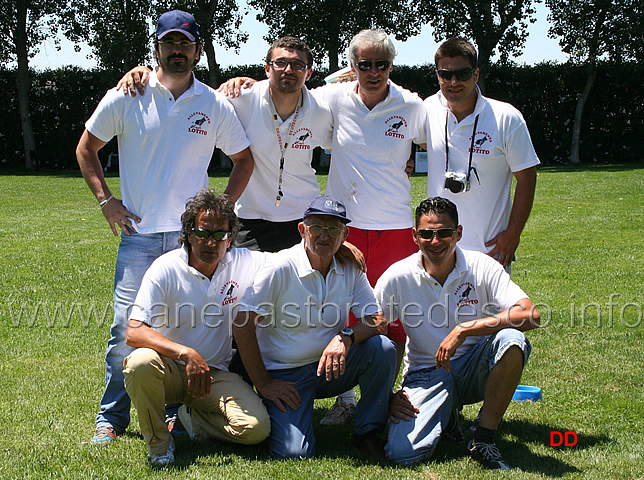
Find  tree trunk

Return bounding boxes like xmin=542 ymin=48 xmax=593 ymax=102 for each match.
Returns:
xmin=476 ymin=43 xmax=493 ymax=95
xmin=203 ymin=36 xmax=220 ymax=88
xmin=570 ymin=62 xmax=597 ymax=164
xmin=15 ymin=2 xmax=38 ymax=170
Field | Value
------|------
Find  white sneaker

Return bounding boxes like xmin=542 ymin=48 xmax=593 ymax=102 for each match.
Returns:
xmin=320 ymin=398 xmax=356 ymax=426
xmin=149 ymin=436 xmax=175 ymax=467
xmin=177 ymin=405 xmax=195 ymax=440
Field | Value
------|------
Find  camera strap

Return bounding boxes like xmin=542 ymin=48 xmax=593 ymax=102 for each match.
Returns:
xmin=444 ymin=112 xmax=480 ymax=184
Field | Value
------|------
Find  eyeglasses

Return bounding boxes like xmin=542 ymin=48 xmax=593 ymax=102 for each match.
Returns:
xmin=436 ymin=68 xmax=476 ymax=82
xmin=306 ymin=224 xmax=345 ymax=238
xmin=416 ymin=228 xmax=457 ymax=240
xmin=158 ymin=39 xmax=197 ymax=49
xmin=356 ymin=60 xmax=391 ymax=71
xmin=191 ymin=228 xmax=231 ymax=241
xmin=268 ymin=60 xmax=309 ymax=71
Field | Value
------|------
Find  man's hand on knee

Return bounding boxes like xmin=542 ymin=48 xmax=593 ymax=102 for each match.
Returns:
xmin=388 ymin=390 xmax=419 ymax=424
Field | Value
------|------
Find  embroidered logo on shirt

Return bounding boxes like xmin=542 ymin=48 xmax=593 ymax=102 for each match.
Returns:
xmin=220 ymin=280 xmax=239 ymax=306
xmin=455 ymin=282 xmax=478 ymax=307
xmin=292 ymin=128 xmax=312 ymax=150
xmin=187 ymin=112 xmax=211 ymax=136
xmin=384 ymin=116 xmax=407 ymax=139
xmin=469 ymin=131 xmax=492 ymax=155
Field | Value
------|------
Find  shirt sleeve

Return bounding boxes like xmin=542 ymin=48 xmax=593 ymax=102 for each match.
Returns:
xmin=130 ymin=261 xmax=169 ymax=327
xmin=349 ymin=269 xmax=381 ymax=319
xmin=85 ymin=88 xmax=124 ymax=143
xmin=504 ymin=111 xmax=540 ymax=172
xmin=212 ymin=91 xmax=251 ymax=156
xmin=374 ymin=271 xmax=400 ymax=324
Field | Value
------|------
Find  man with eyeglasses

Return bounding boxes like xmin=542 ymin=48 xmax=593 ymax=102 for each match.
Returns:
xmin=425 ymin=38 xmax=539 ymax=269
xmin=225 ymin=37 xmax=334 ymax=252
xmin=233 ymin=196 xmax=396 ymax=459
xmin=374 ymin=197 xmax=540 ymax=470
xmin=123 ymin=189 xmax=270 ymax=466
xmin=117 ymin=36 xmax=333 ymax=253
xmin=76 ymin=9 xmax=254 ymax=446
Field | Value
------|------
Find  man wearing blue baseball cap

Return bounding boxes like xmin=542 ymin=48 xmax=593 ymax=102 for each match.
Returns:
xmin=232 ymin=196 xmax=397 ymax=459
xmin=76 ymin=9 xmax=254 ymax=445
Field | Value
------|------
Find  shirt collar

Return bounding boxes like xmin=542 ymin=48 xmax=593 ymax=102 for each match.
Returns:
xmin=149 ymin=67 xmax=201 ymax=97
xmin=293 ymin=240 xmax=343 ymax=278
xmin=180 ymin=245 xmax=231 ymax=278
xmin=437 ymin=85 xmax=486 ymax=123
xmin=413 ymin=247 xmax=466 ymax=281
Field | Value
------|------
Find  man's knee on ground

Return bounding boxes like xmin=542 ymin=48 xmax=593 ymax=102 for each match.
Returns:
xmin=226 ymin=408 xmax=271 ymax=445
xmin=386 ymin=426 xmax=436 ymax=466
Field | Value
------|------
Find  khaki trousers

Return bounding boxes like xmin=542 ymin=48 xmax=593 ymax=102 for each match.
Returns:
xmin=124 ymin=348 xmax=270 ymax=456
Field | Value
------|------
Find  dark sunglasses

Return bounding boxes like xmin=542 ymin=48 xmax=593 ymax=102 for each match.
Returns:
xmin=416 ymin=228 xmax=457 ymax=240
xmin=437 ymin=68 xmax=476 ymax=82
xmin=191 ymin=228 xmax=231 ymax=241
xmin=356 ymin=60 xmax=391 ymax=71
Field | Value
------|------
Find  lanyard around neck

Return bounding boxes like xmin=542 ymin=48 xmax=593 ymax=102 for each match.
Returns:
xmin=444 ymin=111 xmax=480 ymax=182
xmin=269 ymin=92 xmax=302 ymax=207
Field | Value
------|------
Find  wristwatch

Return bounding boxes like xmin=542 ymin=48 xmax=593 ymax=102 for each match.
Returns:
xmin=340 ymin=327 xmax=355 ymax=345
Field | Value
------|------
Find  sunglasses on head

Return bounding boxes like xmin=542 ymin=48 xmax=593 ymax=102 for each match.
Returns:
xmin=416 ymin=228 xmax=457 ymax=240
xmin=356 ymin=60 xmax=391 ymax=71
xmin=437 ymin=68 xmax=476 ymax=82
xmin=191 ymin=228 xmax=231 ymax=241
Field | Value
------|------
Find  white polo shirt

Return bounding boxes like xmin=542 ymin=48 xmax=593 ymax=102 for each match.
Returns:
xmin=374 ymin=247 xmax=528 ymax=374
xmin=86 ymin=69 xmax=250 ymax=234
xmin=425 ymin=88 xmax=540 ymax=253
xmin=314 ymin=81 xmax=428 ymax=230
xmin=130 ymin=247 xmax=269 ymax=371
xmin=239 ymin=241 xmax=380 ymax=370
xmin=228 ymin=80 xmax=334 ymax=222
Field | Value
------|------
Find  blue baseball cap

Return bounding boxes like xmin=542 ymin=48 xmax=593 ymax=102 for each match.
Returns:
xmin=303 ymin=196 xmax=351 ymax=224
xmin=157 ymin=10 xmax=199 ymax=41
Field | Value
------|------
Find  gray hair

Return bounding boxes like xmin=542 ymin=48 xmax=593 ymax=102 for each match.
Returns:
xmin=349 ymin=29 xmax=397 ymax=66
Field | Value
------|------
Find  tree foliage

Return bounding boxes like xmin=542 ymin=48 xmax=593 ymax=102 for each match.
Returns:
xmin=64 ymin=0 xmax=154 ymax=71
xmin=546 ymin=0 xmax=643 ymax=163
xmin=155 ymin=0 xmax=249 ymax=87
xmin=419 ymin=0 xmax=539 ymax=91
xmin=0 ymin=0 xmax=67 ymax=169
xmin=249 ymin=0 xmax=424 ymax=71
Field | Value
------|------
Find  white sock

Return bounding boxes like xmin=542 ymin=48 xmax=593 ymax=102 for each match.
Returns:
xmin=338 ymin=389 xmax=356 ymax=406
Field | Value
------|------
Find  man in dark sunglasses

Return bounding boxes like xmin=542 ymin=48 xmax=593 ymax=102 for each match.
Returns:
xmin=424 ymin=37 xmax=539 ymax=270
xmin=375 ymin=197 xmax=540 ymax=470
xmin=123 ymin=189 xmax=271 ymax=466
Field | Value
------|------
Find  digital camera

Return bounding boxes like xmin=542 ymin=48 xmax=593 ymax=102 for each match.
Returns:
xmin=444 ymin=171 xmax=470 ymax=193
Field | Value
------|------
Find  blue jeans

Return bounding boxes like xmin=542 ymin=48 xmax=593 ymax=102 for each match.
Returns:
xmin=95 ymin=230 xmax=180 ymax=431
xmin=265 ymin=335 xmax=397 ymax=459
xmin=386 ymin=329 xmax=531 ymax=465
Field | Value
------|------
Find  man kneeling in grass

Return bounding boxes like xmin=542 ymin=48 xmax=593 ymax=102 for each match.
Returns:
xmin=124 ymin=190 xmax=270 ymax=467
xmin=233 ymin=196 xmax=397 ymax=459
xmin=375 ymin=197 xmax=540 ymax=470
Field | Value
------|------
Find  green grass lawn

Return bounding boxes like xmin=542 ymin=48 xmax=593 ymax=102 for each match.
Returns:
xmin=0 ymin=165 xmax=642 ymax=479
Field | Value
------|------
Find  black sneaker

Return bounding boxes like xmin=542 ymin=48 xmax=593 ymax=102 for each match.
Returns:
xmin=442 ymin=412 xmax=466 ymax=444
xmin=468 ymin=440 xmax=512 ymax=470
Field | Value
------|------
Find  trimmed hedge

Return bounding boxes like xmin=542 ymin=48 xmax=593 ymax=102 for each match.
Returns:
xmin=0 ymin=61 xmax=641 ymax=170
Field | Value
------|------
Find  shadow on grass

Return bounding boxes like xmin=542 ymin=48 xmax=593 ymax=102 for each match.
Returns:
xmin=119 ymin=408 xmax=612 ymax=475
